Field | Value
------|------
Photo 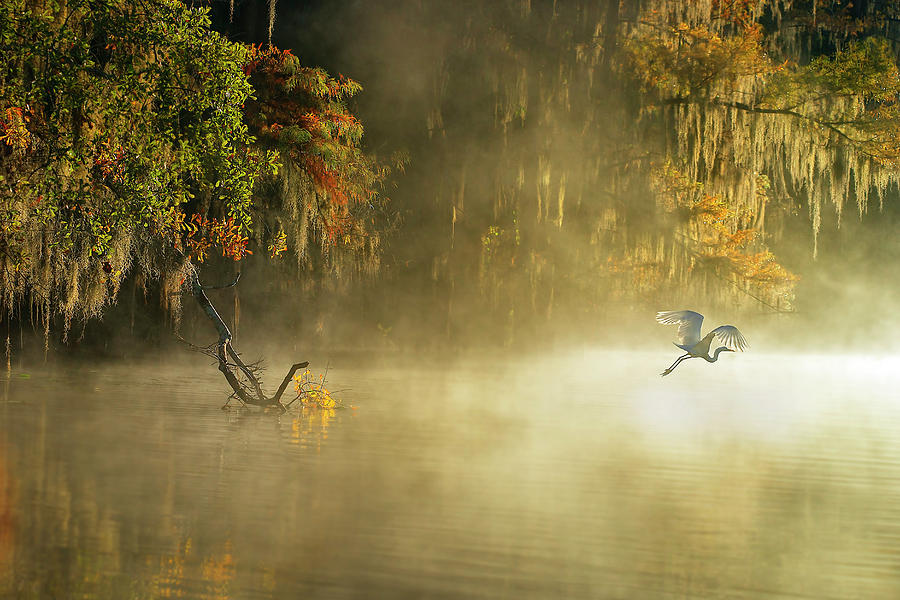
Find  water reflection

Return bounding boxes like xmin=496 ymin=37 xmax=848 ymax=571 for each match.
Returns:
xmin=1 ymin=353 xmax=900 ymax=598
xmin=0 ymin=443 xmax=13 ymax=589
xmin=290 ymin=407 xmax=336 ymax=451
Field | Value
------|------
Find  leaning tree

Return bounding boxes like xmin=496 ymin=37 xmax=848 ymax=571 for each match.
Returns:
xmin=0 ymin=0 xmax=385 ymax=406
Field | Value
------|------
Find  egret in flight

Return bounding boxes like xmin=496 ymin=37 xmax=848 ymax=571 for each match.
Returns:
xmin=656 ymin=310 xmax=748 ymax=376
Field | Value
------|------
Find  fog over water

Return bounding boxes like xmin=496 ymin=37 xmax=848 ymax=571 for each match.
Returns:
xmin=2 ymin=350 xmax=900 ymax=598
xmin=5 ymin=1 xmax=900 ymax=598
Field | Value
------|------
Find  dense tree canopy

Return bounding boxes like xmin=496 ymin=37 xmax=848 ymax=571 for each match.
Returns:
xmin=5 ymin=0 xmax=900 ymax=351
xmin=1 ymin=0 xmax=263 ymax=331
xmin=0 ymin=0 xmax=384 ymax=353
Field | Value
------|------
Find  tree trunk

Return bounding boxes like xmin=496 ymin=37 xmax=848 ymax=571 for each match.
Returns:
xmin=187 ymin=263 xmax=307 ymax=408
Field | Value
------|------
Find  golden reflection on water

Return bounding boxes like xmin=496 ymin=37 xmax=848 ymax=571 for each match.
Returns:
xmin=152 ymin=538 xmax=235 ymax=599
xmin=291 ymin=406 xmax=337 ymax=451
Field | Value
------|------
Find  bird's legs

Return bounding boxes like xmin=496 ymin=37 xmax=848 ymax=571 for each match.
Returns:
xmin=661 ymin=353 xmax=691 ymax=377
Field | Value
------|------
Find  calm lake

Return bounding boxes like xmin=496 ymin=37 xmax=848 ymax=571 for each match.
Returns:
xmin=1 ymin=350 xmax=899 ymax=599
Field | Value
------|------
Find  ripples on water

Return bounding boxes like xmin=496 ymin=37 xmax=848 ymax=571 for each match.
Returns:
xmin=1 ymin=351 xmax=900 ymax=599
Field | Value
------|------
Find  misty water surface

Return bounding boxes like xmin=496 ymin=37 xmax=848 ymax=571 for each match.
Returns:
xmin=1 ymin=351 xmax=900 ymax=599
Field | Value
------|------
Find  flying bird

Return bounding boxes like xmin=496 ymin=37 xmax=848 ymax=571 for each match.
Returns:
xmin=656 ymin=310 xmax=748 ymax=376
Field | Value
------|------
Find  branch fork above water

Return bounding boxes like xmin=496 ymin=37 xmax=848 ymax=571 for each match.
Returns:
xmin=186 ymin=263 xmax=308 ymax=409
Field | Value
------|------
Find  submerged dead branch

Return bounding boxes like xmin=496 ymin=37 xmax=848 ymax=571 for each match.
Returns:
xmin=186 ymin=263 xmax=308 ymax=409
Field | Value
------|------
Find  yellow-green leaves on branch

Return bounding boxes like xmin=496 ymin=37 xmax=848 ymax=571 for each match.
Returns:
xmin=0 ymin=0 xmax=266 ymax=331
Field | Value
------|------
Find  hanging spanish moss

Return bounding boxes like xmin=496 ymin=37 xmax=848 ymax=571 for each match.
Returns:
xmin=314 ymin=0 xmax=900 ymax=344
xmin=4 ymin=0 xmax=900 ymax=351
xmin=267 ymin=0 xmax=276 ymax=47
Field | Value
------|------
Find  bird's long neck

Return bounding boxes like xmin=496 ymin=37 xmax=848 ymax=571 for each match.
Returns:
xmin=703 ymin=346 xmax=729 ymax=363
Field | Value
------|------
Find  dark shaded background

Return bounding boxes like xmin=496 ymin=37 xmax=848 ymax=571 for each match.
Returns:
xmin=14 ymin=0 xmax=899 ymax=363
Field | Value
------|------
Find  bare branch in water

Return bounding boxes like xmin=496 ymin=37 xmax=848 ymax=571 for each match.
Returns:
xmin=184 ymin=262 xmax=309 ymax=409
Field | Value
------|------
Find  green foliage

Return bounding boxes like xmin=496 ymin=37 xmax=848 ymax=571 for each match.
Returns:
xmin=625 ymin=22 xmax=776 ymax=98
xmin=3 ymin=0 xmax=269 ymax=248
xmin=626 ymin=12 xmax=900 ymax=166
xmin=760 ymin=37 xmax=900 ymax=112
xmin=0 ymin=0 xmax=277 ymax=328
xmin=759 ymin=37 xmax=900 ymax=164
xmin=621 ymin=3 xmax=900 ymax=271
xmin=0 ymin=1 xmax=386 ymax=338
xmin=805 ymin=38 xmax=900 ymax=101
xmin=243 ymin=46 xmax=390 ymax=271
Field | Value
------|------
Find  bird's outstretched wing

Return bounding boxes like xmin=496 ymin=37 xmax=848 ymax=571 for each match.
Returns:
xmin=710 ymin=325 xmax=748 ymax=351
xmin=656 ymin=310 xmax=704 ymax=347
